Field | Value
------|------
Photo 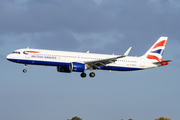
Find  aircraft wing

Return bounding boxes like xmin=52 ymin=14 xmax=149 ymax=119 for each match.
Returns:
xmin=84 ymin=47 xmax=132 ymax=69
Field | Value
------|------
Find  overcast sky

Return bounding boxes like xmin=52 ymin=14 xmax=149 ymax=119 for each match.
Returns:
xmin=0 ymin=0 xmax=180 ymax=120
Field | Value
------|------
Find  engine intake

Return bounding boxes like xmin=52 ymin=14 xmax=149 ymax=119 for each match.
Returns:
xmin=57 ymin=64 xmax=72 ymax=73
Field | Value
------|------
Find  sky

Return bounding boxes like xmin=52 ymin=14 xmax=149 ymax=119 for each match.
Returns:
xmin=0 ymin=0 xmax=180 ymax=120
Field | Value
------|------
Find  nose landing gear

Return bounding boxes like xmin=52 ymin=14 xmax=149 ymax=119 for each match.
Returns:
xmin=23 ymin=64 xmax=27 ymax=73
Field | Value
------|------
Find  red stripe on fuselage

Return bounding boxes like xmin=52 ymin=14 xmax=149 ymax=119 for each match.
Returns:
xmin=153 ymin=40 xmax=166 ymax=49
xmin=23 ymin=51 xmax=40 ymax=53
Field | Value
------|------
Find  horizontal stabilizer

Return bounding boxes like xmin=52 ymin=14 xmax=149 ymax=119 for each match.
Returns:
xmin=153 ymin=60 xmax=172 ymax=66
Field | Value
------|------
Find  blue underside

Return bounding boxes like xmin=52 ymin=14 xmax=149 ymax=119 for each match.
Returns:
xmin=101 ymin=66 xmax=142 ymax=71
xmin=8 ymin=59 xmax=70 ymax=66
xmin=7 ymin=59 xmax=143 ymax=71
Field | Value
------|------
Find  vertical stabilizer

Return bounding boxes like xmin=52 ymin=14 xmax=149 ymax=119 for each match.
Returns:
xmin=143 ymin=36 xmax=168 ymax=61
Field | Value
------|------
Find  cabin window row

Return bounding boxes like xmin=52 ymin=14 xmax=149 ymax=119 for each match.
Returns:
xmin=117 ymin=60 xmax=137 ymax=63
xmin=31 ymin=54 xmax=137 ymax=63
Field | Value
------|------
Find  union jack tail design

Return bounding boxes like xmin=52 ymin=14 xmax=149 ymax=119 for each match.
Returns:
xmin=143 ymin=37 xmax=168 ymax=62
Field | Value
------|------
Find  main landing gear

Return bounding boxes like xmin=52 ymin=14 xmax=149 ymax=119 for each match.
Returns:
xmin=23 ymin=64 xmax=27 ymax=73
xmin=81 ymin=72 xmax=86 ymax=78
xmin=89 ymin=72 xmax=95 ymax=77
xmin=80 ymin=72 xmax=95 ymax=78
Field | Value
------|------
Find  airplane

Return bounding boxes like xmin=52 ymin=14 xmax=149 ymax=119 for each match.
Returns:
xmin=6 ymin=36 xmax=171 ymax=78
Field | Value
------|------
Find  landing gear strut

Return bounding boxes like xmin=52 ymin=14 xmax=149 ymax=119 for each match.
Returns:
xmin=81 ymin=72 xmax=86 ymax=78
xmin=23 ymin=64 xmax=27 ymax=73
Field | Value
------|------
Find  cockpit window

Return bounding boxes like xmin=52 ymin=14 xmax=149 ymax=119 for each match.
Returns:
xmin=12 ymin=51 xmax=20 ymax=54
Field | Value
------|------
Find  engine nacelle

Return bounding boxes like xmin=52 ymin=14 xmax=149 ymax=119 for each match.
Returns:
xmin=71 ymin=62 xmax=85 ymax=72
xmin=57 ymin=65 xmax=72 ymax=73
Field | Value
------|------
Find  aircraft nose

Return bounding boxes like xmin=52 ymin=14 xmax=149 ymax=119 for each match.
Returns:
xmin=6 ymin=54 xmax=12 ymax=60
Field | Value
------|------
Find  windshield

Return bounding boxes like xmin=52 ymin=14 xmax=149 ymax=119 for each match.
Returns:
xmin=12 ymin=51 xmax=20 ymax=54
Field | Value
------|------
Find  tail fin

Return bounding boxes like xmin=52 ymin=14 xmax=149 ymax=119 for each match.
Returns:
xmin=143 ymin=36 xmax=168 ymax=62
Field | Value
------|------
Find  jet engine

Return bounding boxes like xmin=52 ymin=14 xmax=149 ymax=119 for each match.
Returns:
xmin=71 ymin=62 xmax=85 ymax=72
xmin=57 ymin=62 xmax=85 ymax=73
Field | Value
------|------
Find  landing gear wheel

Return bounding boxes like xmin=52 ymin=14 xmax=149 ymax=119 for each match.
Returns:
xmin=89 ymin=72 xmax=95 ymax=77
xmin=81 ymin=72 xmax=86 ymax=78
xmin=23 ymin=64 xmax=28 ymax=73
xmin=23 ymin=69 xmax=27 ymax=73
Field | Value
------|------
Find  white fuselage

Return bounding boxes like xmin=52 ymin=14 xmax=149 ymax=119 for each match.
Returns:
xmin=6 ymin=48 xmax=158 ymax=71
xmin=6 ymin=37 xmax=170 ymax=77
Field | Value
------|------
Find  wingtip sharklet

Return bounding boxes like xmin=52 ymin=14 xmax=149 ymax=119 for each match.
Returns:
xmin=124 ymin=47 xmax=132 ymax=56
xmin=117 ymin=47 xmax=132 ymax=59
